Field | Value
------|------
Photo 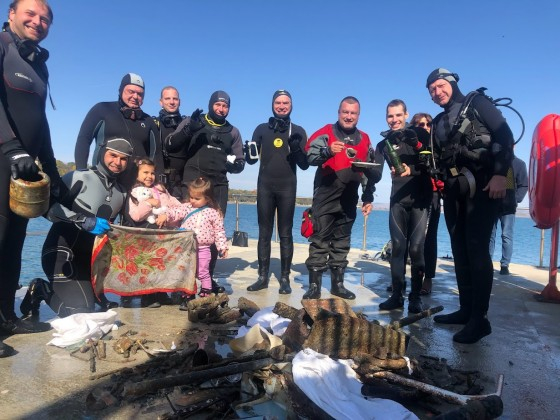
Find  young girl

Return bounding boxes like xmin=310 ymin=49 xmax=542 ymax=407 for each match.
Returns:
xmin=125 ymin=157 xmax=182 ymax=229
xmin=124 ymin=158 xmax=182 ymax=308
xmin=166 ymin=177 xmax=229 ymax=301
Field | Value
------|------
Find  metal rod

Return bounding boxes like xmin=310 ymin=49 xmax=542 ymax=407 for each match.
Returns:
xmin=362 ymin=213 xmax=368 ymax=251
xmin=539 ymin=229 xmax=545 ymax=268
xmin=548 ymin=220 xmax=559 ymax=286
xmin=371 ymin=371 xmax=504 ymax=406
xmin=235 ymin=196 xmax=239 ymax=232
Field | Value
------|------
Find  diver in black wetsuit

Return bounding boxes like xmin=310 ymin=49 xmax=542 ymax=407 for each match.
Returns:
xmin=427 ymin=68 xmax=514 ymax=344
xmin=245 ymin=90 xmax=309 ymax=294
xmin=166 ymin=91 xmax=245 ymax=293
xmin=74 ymin=73 xmax=162 ymax=190
xmin=154 ymin=86 xmax=185 ymax=198
xmin=20 ymin=138 xmax=132 ymax=318
xmin=0 ymin=1 xmax=61 ymax=356
xmin=374 ymin=100 xmax=432 ymax=314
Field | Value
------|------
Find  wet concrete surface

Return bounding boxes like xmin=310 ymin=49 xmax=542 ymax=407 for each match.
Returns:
xmin=1 ymin=240 xmax=559 ymax=419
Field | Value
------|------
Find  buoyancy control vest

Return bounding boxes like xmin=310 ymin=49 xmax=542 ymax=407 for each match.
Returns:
xmin=319 ymin=124 xmax=371 ymax=183
xmin=433 ymin=88 xmax=494 ymax=171
xmin=184 ymin=117 xmax=235 ymax=178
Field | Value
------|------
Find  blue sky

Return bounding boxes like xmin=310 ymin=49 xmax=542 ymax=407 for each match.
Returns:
xmin=38 ymin=0 xmax=558 ymax=204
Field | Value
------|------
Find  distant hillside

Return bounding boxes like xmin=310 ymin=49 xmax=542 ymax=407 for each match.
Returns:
xmin=228 ymin=188 xmax=313 ymax=206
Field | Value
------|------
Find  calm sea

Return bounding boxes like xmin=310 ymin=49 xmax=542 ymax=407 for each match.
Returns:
xmin=20 ymin=203 xmax=552 ymax=286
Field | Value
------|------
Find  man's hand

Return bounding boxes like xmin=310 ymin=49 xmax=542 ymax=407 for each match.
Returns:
xmin=391 ymin=162 xmax=411 ymax=177
xmin=483 ymin=175 xmax=507 ymax=199
xmin=329 ymin=140 xmax=345 ymax=155
xmin=182 ymin=108 xmax=204 ymax=137
xmin=402 ymin=128 xmax=420 ymax=148
xmin=288 ymin=133 xmax=303 ymax=152
xmin=362 ymin=202 xmax=373 ymax=216
xmin=81 ymin=217 xmax=111 ymax=235
xmin=188 ymin=108 xmax=204 ymax=132
xmin=1 ymin=139 xmax=39 ymax=180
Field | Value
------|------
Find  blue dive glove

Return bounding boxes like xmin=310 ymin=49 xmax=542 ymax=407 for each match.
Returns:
xmin=82 ymin=217 xmax=110 ymax=235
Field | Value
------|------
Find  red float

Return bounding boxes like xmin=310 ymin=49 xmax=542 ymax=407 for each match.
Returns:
xmin=529 ymin=114 xmax=560 ymax=303
xmin=529 ymin=114 xmax=560 ymax=229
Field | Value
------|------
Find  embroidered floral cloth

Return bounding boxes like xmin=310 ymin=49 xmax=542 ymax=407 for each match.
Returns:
xmin=91 ymin=225 xmax=197 ymax=296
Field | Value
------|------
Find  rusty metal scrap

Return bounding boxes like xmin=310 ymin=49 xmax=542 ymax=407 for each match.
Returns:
xmin=272 ymin=302 xmax=300 ymax=320
xmin=370 ymin=371 xmax=504 ymax=406
xmin=301 ymin=298 xmax=357 ymax=321
xmin=280 ymin=308 xmax=310 ymax=353
xmin=237 ymin=297 xmax=260 ymax=317
xmin=303 ymin=314 xmax=408 ymax=358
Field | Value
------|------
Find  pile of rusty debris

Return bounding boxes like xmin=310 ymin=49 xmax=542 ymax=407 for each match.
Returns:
xmin=81 ymin=294 xmax=503 ymax=419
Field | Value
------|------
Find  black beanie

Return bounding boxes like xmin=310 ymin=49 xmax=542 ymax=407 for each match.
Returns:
xmin=207 ymin=90 xmax=230 ymax=123
xmin=426 ymin=68 xmax=459 ymax=88
xmin=119 ymin=73 xmax=145 ymax=97
xmin=272 ymin=89 xmax=292 ymax=119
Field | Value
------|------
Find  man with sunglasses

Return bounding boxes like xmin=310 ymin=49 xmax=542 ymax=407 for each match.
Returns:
xmin=74 ymin=73 xmax=162 ymax=190
xmin=0 ymin=0 xmax=62 ymax=357
xmin=427 ymin=68 xmax=514 ymax=344
xmin=303 ymin=96 xmax=379 ymax=300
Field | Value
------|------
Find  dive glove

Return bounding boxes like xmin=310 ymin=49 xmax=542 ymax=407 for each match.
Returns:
xmin=1 ymin=139 xmax=39 ymax=180
xmin=288 ymin=133 xmax=303 ymax=152
xmin=82 ymin=217 xmax=111 ymax=235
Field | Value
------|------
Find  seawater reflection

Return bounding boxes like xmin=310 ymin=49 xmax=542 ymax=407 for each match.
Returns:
xmin=21 ymin=203 xmax=550 ymax=285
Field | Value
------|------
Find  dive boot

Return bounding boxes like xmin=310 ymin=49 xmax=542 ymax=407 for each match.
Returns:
xmin=211 ymin=279 xmax=225 ymax=294
xmin=379 ymin=293 xmax=404 ymax=311
xmin=433 ymin=309 xmax=470 ymax=325
xmin=278 ymin=255 xmax=292 ymax=294
xmin=453 ymin=316 xmax=492 ymax=344
xmin=330 ymin=267 xmax=355 ymax=300
xmin=0 ymin=340 xmax=15 ymax=358
xmin=96 ymin=293 xmax=119 ymax=311
xmin=408 ymin=274 xmax=424 ymax=314
xmin=303 ymin=269 xmax=322 ymax=299
xmin=278 ymin=275 xmax=292 ymax=294
xmin=20 ymin=278 xmax=52 ymax=317
xmin=0 ymin=316 xmax=52 ymax=334
xmin=247 ymin=274 xmax=269 ymax=292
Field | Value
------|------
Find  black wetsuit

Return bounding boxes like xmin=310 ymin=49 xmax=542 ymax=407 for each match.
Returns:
xmin=166 ymin=114 xmax=245 ymax=212
xmin=42 ymin=164 xmax=127 ymax=316
xmin=247 ymin=119 xmax=308 ymax=278
xmin=424 ymin=187 xmax=442 ymax=280
xmin=155 ymin=110 xmax=185 ymax=198
xmin=432 ymin=89 xmax=513 ymax=319
xmin=0 ymin=28 xmax=61 ymax=320
xmin=166 ymin=114 xmax=245 ymax=275
xmin=374 ymin=134 xmax=432 ymax=294
xmin=74 ymin=101 xmax=162 ymax=189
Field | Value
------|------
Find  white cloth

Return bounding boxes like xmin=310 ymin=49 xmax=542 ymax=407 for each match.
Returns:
xmin=292 ymin=348 xmax=418 ymax=420
xmin=246 ymin=306 xmax=291 ymax=336
xmin=47 ymin=310 xmax=118 ymax=348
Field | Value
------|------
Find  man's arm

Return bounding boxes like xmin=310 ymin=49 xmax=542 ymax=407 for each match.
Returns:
xmin=514 ymin=157 xmax=528 ymax=203
xmin=74 ymin=103 xmax=104 ymax=169
xmin=305 ymin=131 xmax=332 ymax=166
xmin=226 ymin=127 xmax=245 ymax=174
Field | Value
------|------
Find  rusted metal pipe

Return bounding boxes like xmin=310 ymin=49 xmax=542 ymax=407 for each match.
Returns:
xmin=370 ymin=371 xmax=504 ymax=406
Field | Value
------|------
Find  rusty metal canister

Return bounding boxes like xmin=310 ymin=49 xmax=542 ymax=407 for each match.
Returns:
xmin=9 ymin=172 xmax=50 ymax=218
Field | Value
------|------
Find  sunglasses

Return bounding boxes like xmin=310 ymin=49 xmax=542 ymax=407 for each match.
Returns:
xmin=417 ymin=122 xmax=431 ymax=128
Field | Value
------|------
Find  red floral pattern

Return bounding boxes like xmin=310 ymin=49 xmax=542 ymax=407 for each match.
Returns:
xmin=92 ymin=225 xmax=197 ymax=296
